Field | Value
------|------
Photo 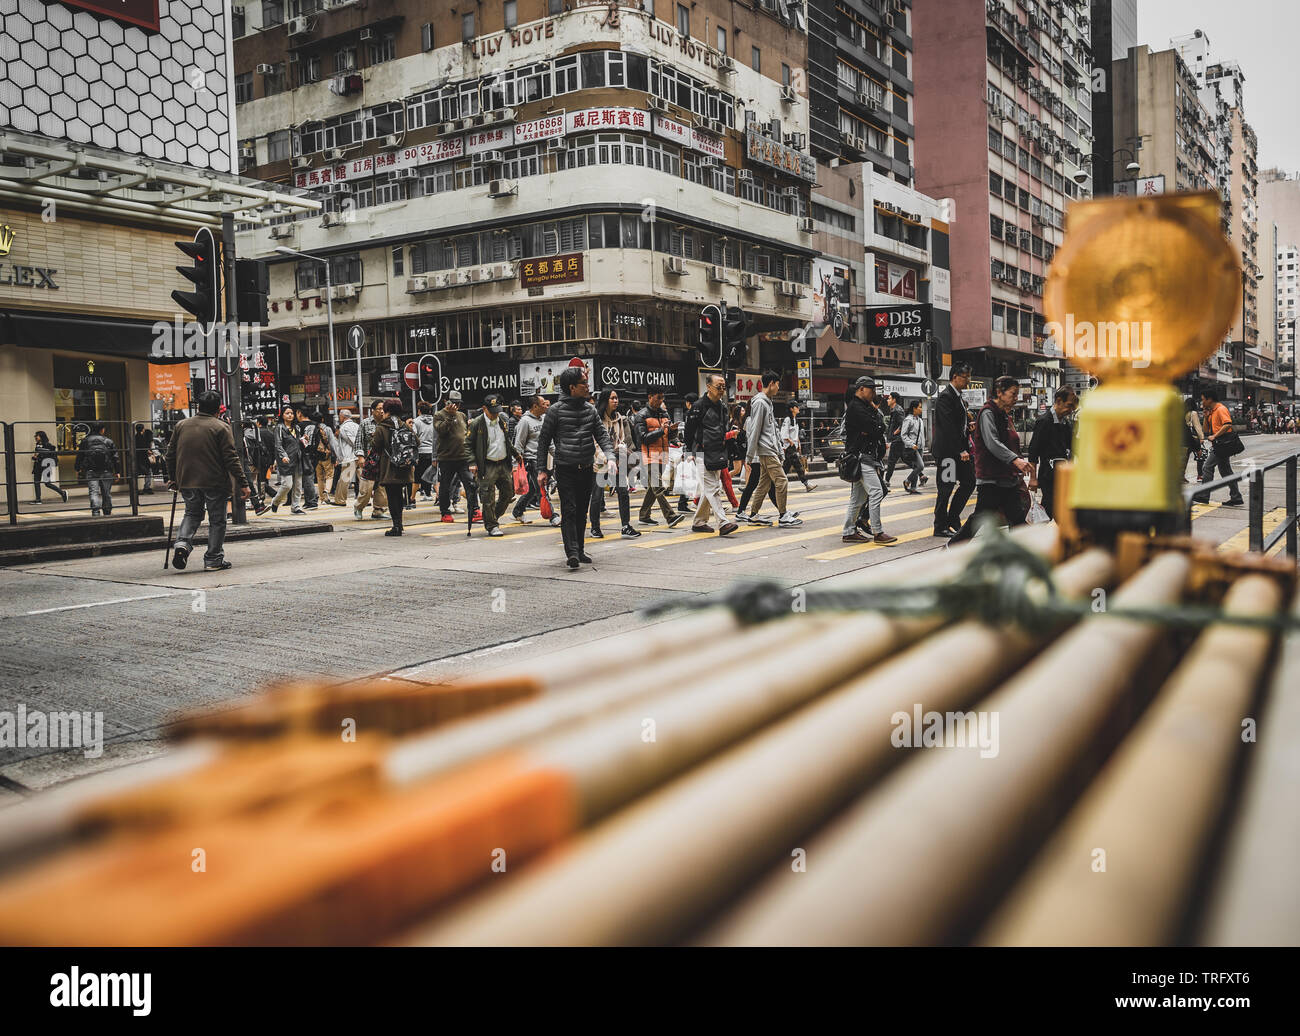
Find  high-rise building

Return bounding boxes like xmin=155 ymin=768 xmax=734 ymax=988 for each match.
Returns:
xmin=231 ymin=1 xmax=816 ymax=414
xmin=912 ymin=0 xmax=1092 ymax=400
xmin=1087 ymin=0 xmax=1138 ymax=196
xmin=1259 ymin=168 xmax=1300 ymax=398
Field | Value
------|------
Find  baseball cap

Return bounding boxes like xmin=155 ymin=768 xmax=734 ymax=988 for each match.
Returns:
xmin=447 ymin=390 xmax=463 ymax=403
xmin=484 ymin=393 xmax=503 ymax=415
xmin=852 ymin=376 xmax=876 ymax=390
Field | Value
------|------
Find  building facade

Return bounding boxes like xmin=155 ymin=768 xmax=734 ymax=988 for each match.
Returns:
xmin=1087 ymin=0 xmax=1137 ymax=197
xmin=232 ymin=0 xmax=817 ymax=413
xmin=1260 ymin=168 xmax=1300 ymax=398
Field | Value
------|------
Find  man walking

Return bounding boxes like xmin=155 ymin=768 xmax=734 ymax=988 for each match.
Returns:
xmin=165 ymin=390 xmax=251 ymax=571
xmin=76 ymin=423 xmax=119 ymax=516
xmin=536 ymin=366 xmax=613 ymax=568
xmin=1027 ymin=387 xmax=1076 ymax=519
xmin=780 ymin=400 xmax=815 ymax=492
xmin=1192 ymin=388 xmax=1245 ymax=507
xmin=434 ymin=390 xmax=479 ymax=523
xmin=686 ymin=373 xmax=739 ymax=536
xmin=898 ymin=401 xmax=928 ymax=494
xmin=744 ymin=371 xmax=802 ymax=528
xmin=633 ymin=389 xmax=686 ymax=528
xmin=354 ymin=400 xmax=388 ymax=521
xmin=882 ymin=392 xmax=906 ymax=485
xmin=932 ymin=363 xmax=976 ymax=537
xmin=841 ymin=376 xmax=897 ymax=545
xmin=469 ymin=393 xmax=520 ymax=537
xmin=332 ymin=409 xmax=358 ymax=507
xmin=414 ymin=401 xmax=437 ymax=500
xmin=511 ymin=394 xmax=548 ymax=523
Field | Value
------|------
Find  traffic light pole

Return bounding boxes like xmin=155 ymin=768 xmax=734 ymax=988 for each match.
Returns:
xmin=719 ymin=299 xmax=728 ymax=399
xmin=221 ymin=212 xmax=248 ymax=525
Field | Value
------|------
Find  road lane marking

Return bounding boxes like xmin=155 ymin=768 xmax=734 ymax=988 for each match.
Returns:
xmin=24 ymin=592 xmax=185 ymax=615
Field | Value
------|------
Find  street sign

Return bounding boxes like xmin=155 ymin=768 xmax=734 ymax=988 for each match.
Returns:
xmin=804 ymin=400 xmax=821 ymax=409
xmin=796 ymin=359 xmax=811 ymax=375
xmin=403 ymin=362 xmax=420 ymax=390
xmin=390 ymin=354 xmax=398 ymax=371
xmin=921 ymin=378 xmax=937 ymax=397
xmin=347 ymin=324 xmax=366 ymax=353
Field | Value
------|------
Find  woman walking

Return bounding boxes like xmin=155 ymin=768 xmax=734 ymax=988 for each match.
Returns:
xmin=269 ymin=406 xmax=305 ymax=513
xmin=31 ymin=431 xmax=69 ymax=503
xmin=898 ymin=401 xmax=928 ymax=494
xmin=947 ymin=376 xmax=1035 ymax=543
xmin=371 ymin=399 xmax=413 ymax=536
xmin=590 ymin=390 xmax=639 ymax=539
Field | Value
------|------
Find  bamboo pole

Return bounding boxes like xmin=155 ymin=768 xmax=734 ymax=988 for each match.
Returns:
xmin=405 ymin=549 xmax=1113 ymax=947
xmin=1199 ymin=584 xmax=1300 ymax=946
xmin=978 ymin=573 xmax=1282 ymax=946
xmin=703 ymin=551 xmax=1190 ymax=946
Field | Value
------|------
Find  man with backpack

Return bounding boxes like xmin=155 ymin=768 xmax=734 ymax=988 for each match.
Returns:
xmin=840 ymin=377 xmax=897 ymax=545
xmin=633 ymin=389 xmax=686 ymax=528
xmin=295 ymin=407 xmax=320 ymax=509
xmin=76 ymin=424 xmax=120 ymax=516
xmin=469 ymin=393 xmax=521 ymax=537
xmin=370 ymin=399 xmax=416 ymax=536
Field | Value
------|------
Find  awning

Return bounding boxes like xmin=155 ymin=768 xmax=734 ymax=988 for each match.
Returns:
xmin=0 ymin=310 xmax=190 ymax=364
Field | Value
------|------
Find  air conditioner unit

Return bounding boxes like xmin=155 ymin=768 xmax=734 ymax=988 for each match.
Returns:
xmin=780 ymin=85 xmax=796 ymax=104
xmin=717 ymin=55 xmax=735 ymax=74
xmin=434 ymin=122 xmax=456 ymax=136
xmin=269 ymin=224 xmax=294 ymax=240
xmin=546 ymin=137 xmax=564 ymax=150
xmin=321 ymin=212 xmax=345 ymax=227
xmin=740 ymin=272 xmax=763 ymax=290
xmin=475 ymin=150 xmax=505 ymax=164
xmin=853 ymin=136 xmax=867 ymax=152
xmin=491 ymin=262 xmax=515 ymax=280
xmin=256 ymin=63 xmax=276 ymax=75
xmin=359 ymin=28 xmax=373 ymax=41
xmin=884 ymin=12 xmax=895 ymax=28
xmin=406 ymin=276 xmax=429 ymax=293
xmin=840 ymin=130 xmax=855 ymax=146
xmin=797 ymin=216 xmax=815 ymax=234
xmin=708 ymin=265 xmax=730 ymax=282
xmin=292 ymin=156 xmax=312 ymax=169
xmin=488 ymin=179 xmax=517 ymax=197
xmin=239 ymin=143 xmax=255 ymax=159
xmin=779 ymin=281 xmax=806 ymax=298
xmin=470 ymin=266 xmax=492 ymax=283
xmin=393 ymin=167 xmax=417 ymax=180
xmin=648 ymin=95 xmax=668 ymax=112
xmin=452 ymin=269 xmax=474 ymax=285
xmin=663 ymin=257 xmax=687 ymax=276
xmin=287 ymin=17 xmax=310 ymax=37
xmin=500 ymin=107 xmax=517 ymax=122
xmin=856 ymin=91 xmax=872 ymax=108
xmin=704 ymin=119 xmax=724 ymax=135
xmin=781 ymin=186 xmax=800 ymax=198
xmin=737 ymin=169 xmax=753 ymax=182
xmin=324 ymin=147 xmax=345 ymax=161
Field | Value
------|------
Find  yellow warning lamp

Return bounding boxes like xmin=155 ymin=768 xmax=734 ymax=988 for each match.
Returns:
xmin=1043 ymin=191 xmax=1241 ymax=535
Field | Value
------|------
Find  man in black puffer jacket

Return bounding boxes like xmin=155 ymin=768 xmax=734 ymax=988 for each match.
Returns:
xmin=684 ymin=372 xmax=738 ymax=536
xmin=536 ymin=366 xmax=613 ymax=569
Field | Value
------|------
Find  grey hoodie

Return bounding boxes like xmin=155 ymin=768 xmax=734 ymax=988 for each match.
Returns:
xmin=745 ymin=391 xmax=781 ymax=463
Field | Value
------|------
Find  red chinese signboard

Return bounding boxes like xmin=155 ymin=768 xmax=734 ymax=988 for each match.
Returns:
xmin=57 ymin=0 xmax=160 ymax=31
xmin=520 ymin=253 xmax=584 ymax=288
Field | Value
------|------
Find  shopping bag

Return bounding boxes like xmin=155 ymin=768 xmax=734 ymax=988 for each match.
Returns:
xmin=672 ymin=455 xmax=700 ymax=499
xmin=512 ymin=462 xmax=529 ymax=497
xmin=539 ymin=478 xmax=553 ymax=520
xmin=1026 ymin=490 xmax=1050 ymax=525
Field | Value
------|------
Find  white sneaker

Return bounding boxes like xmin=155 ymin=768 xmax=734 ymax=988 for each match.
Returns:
xmin=748 ymin=513 xmax=773 ymax=526
xmin=778 ymin=513 xmax=803 ymax=527
xmin=550 ymin=515 xmax=562 ymax=527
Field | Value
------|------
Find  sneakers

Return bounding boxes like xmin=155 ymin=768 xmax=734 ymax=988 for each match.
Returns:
xmin=719 ymin=522 xmax=739 ymax=536
xmin=514 ymin=514 xmax=533 ymax=525
xmin=271 ymin=503 xmax=280 ymax=514
xmin=550 ymin=515 xmax=563 ymax=527
xmin=354 ymin=507 xmax=363 ymax=519
xmin=384 ymin=529 xmax=402 ymax=537
xmin=1224 ymin=498 xmax=1245 ymax=507
xmin=905 ymin=485 xmax=921 ymax=495
xmin=747 ymin=513 xmax=774 ymax=526
xmin=488 ymin=527 xmax=504 ymax=537
xmin=440 ymin=514 xmax=455 ymax=523
xmin=291 ymin=507 xmax=306 ymax=514
xmin=589 ymin=527 xmax=605 ymax=538
xmin=778 ymin=513 xmax=803 ymax=528
xmin=170 ymin=544 xmax=190 ymax=570
xmin=667 ymin=513 xmax=686 ymax=528
xmin=733 ymin=512 xmax=751 ymax=525
xmin=372 ymin=512 xmax=387 ymax=520
xmin=578 ymin=553 xmax=594 ymax=564
xmin=640 ymin=516 xmax=660 ymax=526
xmin=842 ymin=532 xmax=871 ymax=543
xmin=621 ymin=524 xmax=641 ymax=538
xmin=203 ymin=560 xmax=232 ymax=571
xmin=874 ymin=532 xmax=899 ymax=544
xmin=254 ymin=503 xmax=270 ymax=516
xmin=566 ymin=557 xmax=580 ymax=569
xmin=805 ymin=482 xmax=816 ymax=492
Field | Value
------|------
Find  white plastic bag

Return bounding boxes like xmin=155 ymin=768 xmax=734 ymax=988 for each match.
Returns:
xmin=1025 ymin=489 xmax=1050 ymax=525
xmin=672 ymin=455 xmax=700 ymax=498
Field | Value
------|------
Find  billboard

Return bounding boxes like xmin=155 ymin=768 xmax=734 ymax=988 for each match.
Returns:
xmin=864 ymin=304 xmax=932 ymax=348
xmin=812 ymin=258 xmax=853 ymax=341
xmin=519 ymin=357 xmax=592 ymax=396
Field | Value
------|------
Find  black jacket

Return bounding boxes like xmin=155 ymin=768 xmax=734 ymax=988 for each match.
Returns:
xmin=932 ymin=384 xmax=970 ymax=460
xmin=271 ymin=422 xmax=301 ymax=474
xmin=32 ymin=440 xmax=58 ymax=477
xmin=75 ymin=433 xmax=118 ymax=478
xmin=686 ymin=394 xmax=729 ymax=471
xmin=1028 ymin=413 xmax=1072 ymax=467
xmin=536 ymin=394 xmax=613 ymax=470
xmin=844 ymin=396 xmax=886 ymax=462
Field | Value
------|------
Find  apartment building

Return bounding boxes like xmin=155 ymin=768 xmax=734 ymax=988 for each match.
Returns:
xmin=912 ymin=0 xmax=1092 ymax=405
xmin=231 ymin=0 xmax=816 ymax=411
xmin=1260 ymin=168 xmax=1300 ymax=396
xmin=1086 ymin=0 xmax=1137 ymax=196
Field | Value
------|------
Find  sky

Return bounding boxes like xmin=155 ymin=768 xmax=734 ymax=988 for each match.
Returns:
xmin=1137 ymin=0 xmax=1300 ymax=174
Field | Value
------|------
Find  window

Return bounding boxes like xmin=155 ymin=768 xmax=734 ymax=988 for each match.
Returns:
xmin=549 ymin=0 xmax=562 ymax=13
xmin=782 ymin=64 xmax=791 ymax=88
xmin=462 ymin=13 xmax=475 ymax=42
xmin=717 ymin=26 xmax=726 ymax=55
xmin=267 ymin=129 xmax=290 ymax=163
xmin=303 ymin=55 xmax=321 ymax=84
xmin=504 ymin=1 xmax=517 ymax=31
xmin=368 ymin=35 xmax=395 ymax=65
xmin=677 ymin=4 xmax=690 ymax=38
xmin=263 ymin=67 xmax=286 ymax=96
xmin=261 ymin=0 xmax=282 ymax=26
xmin=235 ymin=71 xmax=253 ymax=104
xmin=553 ymin=55 xmax=578 ymax=95
xmin=232 ymin=6 xmax=245 ymax=37
xmin=751 ymin=46 xmax=761 ymax=73
xmin=421 ymin=23 xmax=433 ymax=52
xmin=335 ymin=47 xmax=356 ymax=73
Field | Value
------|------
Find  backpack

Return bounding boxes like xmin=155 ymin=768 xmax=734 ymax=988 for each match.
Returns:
xmin=387 ymin=425 xmax=418 ymax=468
xmin=82 ymin=438 xmax=112 ymax=472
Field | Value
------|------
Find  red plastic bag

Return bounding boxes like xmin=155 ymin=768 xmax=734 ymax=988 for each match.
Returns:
xmin=539 ymin=477 xmax=553 ymax=520
xmin=512 ymin=462 xmax=529 ymax=497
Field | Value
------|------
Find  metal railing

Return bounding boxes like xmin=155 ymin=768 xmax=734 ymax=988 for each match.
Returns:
xmin=1185 ymin=447 xmax=1300 ymax=557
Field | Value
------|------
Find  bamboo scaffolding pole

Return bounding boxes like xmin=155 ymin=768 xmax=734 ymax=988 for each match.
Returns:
xmin=406 ymin=549 xmax=1113 ymax=947
xmin=1199 ymin=586 xmax=1300 ymax=946
xmin=978 ymin=573 xmax=1282 ymax=946
xmin=702 ymin=551 xmax=1190 ymax=946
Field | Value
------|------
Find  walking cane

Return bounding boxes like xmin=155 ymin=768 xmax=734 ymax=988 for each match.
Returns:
xmin=163 ymin=489 xmax=178 ymax=570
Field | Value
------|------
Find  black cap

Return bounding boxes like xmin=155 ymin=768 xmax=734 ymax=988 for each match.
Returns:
xmin=853 ymin=376 xmax=876 ymax=390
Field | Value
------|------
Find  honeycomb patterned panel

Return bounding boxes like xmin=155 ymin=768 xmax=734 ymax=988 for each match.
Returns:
xmin=0 ymin=0 xmax=231 ymax=172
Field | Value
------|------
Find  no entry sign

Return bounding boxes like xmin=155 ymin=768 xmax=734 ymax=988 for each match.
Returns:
xmin=403 ymin=362 xmax=420 ymax=390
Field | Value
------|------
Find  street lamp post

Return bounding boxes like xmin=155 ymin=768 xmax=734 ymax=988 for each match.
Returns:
xmin=274 ymin=245 xmax=338 ymax=422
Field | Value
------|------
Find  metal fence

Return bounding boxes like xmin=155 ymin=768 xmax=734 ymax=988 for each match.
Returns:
xmin=1185 ymin=447 xmax=1300 ymax=557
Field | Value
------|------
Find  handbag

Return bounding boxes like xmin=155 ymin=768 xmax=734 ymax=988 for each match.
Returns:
xmin=1215 ymin=429 xmax=1245 ymax=457
xmin=836 ymin=451 xmax=862 ymax=483
xmin=360 ymin=449 xmax=381 ymax=483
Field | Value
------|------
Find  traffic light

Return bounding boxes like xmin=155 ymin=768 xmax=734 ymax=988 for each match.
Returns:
xmin=172 ymin=227 xmax=220 ymax=333
xmin=697 ymin=304 xmax=723 ymax=368
xmin=923 ymin=332 xmax=943 ymax=380
xmin=418 ymin=353 xmax=439 ymax=403
xmin=234 ymin=258 xmax=269 ymax=326
xmin=723 ymin=306 xmax=749 ymax=365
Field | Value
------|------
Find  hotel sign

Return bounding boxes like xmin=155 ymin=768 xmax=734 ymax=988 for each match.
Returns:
xmin=566 ymin=107 xmax=649 ymax=133
xmin=520 ymin=252 xmax=583 ymax=288
xmin=467 ymin=19 xmax=556 ymax=58
xmin=745 ymin=127 xmax=816 ymax=182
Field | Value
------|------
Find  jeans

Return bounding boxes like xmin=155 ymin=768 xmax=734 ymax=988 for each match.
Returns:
xmin=899 ymin=446 xmax=925 ymax=490
xmin=747 ymin=454 xmax=789 ymax=517
xmin=591 ymin=471 xmax=630 ymax=530
xmin=692 ymin=467 xmax=733 ymax=528
xmin=555 ymin=464 xmax=594 ymax=559
xmin=843 ymin=463 xmax=885 ymax=535
xmin=87 ymin=477 xmax=114 ymax=514
xmin=477 ymin=459 xmax=514 ymax=531
xmin=948 ymin=483 xmax=1030 ymax=543
xmin=513 ymin=459 xmax=541 ymax=518
xmin=1193 ymin=443 xmax=1243 ymax=503
xmin=271 ymin=470 xmax=304 ymax=510
xmin=439 ymin=459 xmax=478 ymax=517
xmin=933 ymin=454 xmax=975 ymax=531
xmin=300 ymin=463 xmax=319 ymax=507
xmin=175 ymin=488 xmax=229 ymax=564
